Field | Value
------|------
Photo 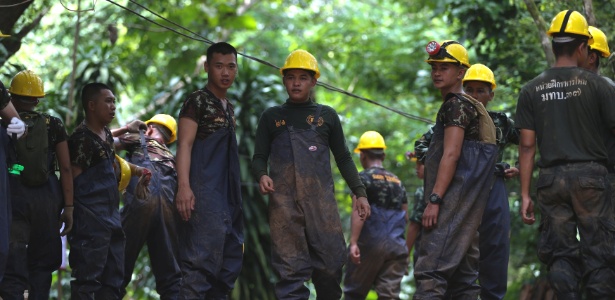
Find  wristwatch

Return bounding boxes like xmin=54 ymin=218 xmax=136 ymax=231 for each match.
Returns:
xmin=429 ymin=193 xmax=443 ymax=205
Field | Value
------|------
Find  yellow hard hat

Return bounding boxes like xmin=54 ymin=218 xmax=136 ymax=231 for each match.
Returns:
xmin=115 ymin=155 xmax=132 ymax=191
xmin=9 ymin=70 xmax=45 ymax=98
xmin=0 ymin=31 xmax=9 ymax=38
xmin=463 ymin=63 xmax=497 ymax=90
xmin=354 ymin=131 xmax=386 ymax=153
xmin=547 ymin=10 xmax=592 ymax=42
xmin=588 ymin=26 xmax=610 ymax=57
xmin=425 ymin=40 xmax=471 ymax=68
xmin=146 ymin=114 xmax=177 ymax=144
xmin=280 ymin=49 xmax=320 ymax=79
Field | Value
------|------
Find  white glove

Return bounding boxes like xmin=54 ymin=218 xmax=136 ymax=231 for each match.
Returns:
xmin=7 ymin=117 xmax=26 ymax=139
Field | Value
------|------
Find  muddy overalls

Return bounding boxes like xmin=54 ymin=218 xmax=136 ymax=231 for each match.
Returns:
xmin=120 ymin=137 xmax=181 ymax=299
xmin=1 ymin=148 xmax=63 ymax=299
xmin=0 ymin=126 xmax=10 ymax=282
xmin=177 ymin=112 xmax=244 ymax=299
xmin=269 ymin=105 xmax=347 ymax=299
xmin=414 ymin=112 xmax=498 ymax=299
xmin=69 ymin=134 xmax=125 ymax=300
xmin=344 ymin=204 xmax=408 ymax=299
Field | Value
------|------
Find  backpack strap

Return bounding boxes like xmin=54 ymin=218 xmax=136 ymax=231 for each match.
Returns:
xmin=446 ymin=93 xmax=496 ymax=145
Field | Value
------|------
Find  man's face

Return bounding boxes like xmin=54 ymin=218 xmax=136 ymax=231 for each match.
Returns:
xmin=430 ymin=62 xmax=463 ymax=90
xmin=581 ymin=51 xmax=599 ymax=72
xmin=416 ymin=162 xmax=424 ymax=180
xmin=11 ymin=96 xmax=39 ymax=112
xmin=463 ymin=81 xmax=494 ymax=108
xmin=283 ymin=69 xmax=317 ymax=103
xmin=205 ymin=52 xmax=237 ymax=92
xmin=146 ymin=124 xmax=167 ymax=145
xmin=89 ymin=89 xmax=116 ymax=125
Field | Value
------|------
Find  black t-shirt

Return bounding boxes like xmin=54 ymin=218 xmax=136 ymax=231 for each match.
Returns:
xmin=516 ymin=67 xmax=615 ymax=167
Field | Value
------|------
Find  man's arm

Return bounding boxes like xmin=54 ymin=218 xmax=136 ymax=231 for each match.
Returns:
xmin=518 ymin=129 xmax=536 ymax=225
xmin=422 ymin=126 xmax=464 ymax=229
xmin=349 ymin=195 xmax=365 ymax=265
xmin=175 ymin=117 xmax=198 ymax=221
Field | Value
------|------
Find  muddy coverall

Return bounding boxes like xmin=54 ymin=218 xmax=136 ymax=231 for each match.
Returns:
xmin=0 ymin=126 xmax=10 ymax=282
xmin=69 ymin=155 xmax=125 ymax=299
xmin=413 ymin=116 xmax=498 ymax=299
xmin=120 ymin=137 xmax=181 ymax=299
xmin=0 ymin=154 xmax=63 ymax=300
xmin=176 ymin=126 xmax=244 ymax=299
xmin=268 ymin=105 xmax=347 ymax=299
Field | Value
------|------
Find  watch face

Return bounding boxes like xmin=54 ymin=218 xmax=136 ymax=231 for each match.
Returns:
xmin=429 ymin=193 xmax=441 ymax=204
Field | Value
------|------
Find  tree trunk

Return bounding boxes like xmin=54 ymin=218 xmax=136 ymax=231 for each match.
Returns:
xmin=523 ymin=0 xmax=555 ymax=66
xmin=584 ymin=0 xmax=595 ymax=26
xmin=0 ymin=0 xmax=43 ymax=68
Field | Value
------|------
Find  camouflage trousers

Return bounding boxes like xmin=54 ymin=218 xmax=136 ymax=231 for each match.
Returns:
xmin=537 ymin=162 xmax=615 ymax=300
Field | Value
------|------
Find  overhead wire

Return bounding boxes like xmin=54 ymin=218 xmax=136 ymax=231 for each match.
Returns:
xmin=104 ymin=0 xmax=434 ymax=124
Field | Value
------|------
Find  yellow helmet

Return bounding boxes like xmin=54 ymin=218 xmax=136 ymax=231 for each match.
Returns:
xmin=354 ymin=131 xmax=387 ymax=153
xmin=425 ymin=40 xmax=471 ymax=68
xmin=463 ymin=63 xmax=497 ymax=90
xmin=9 ymin=70 xmax=45 ymax=98
xmin=0 ymin=31 xmax=9 ymax=38
xmin=115 ymin=155 xmax=132 ymax=191
xmin=280 ymin=49 xmax=320 ymax=79
xmin=588 ymin=26 xmax=610 ymax=57
xmin=547 ymin=10 xmax=592 ymax=41
xmin=146 ymin=114 xmax=178 ymax=144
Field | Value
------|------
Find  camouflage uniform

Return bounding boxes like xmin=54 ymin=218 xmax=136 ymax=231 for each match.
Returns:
xmin=414 ymin=94 xmax=498 ymax=299
xmin=344 ymin=167 xmax=408 ymax=299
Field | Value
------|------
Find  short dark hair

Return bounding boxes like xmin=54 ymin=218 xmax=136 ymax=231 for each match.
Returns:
xmin=81 ymin=82 xmax=112 ymax=114
xmin=551 ymin=34 xmax=588 ymax=57
xmin=362 ymin=149 xmax=385 ymax=160
xmin=206 ymin=42 xmax=237 ymax=62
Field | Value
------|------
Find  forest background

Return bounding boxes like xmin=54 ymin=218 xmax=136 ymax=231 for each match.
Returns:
xmin=1 ymin=0 xmax=613 ymax=299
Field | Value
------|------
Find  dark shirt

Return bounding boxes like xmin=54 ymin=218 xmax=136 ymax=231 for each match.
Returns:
xmin=252 ymin=99 xmax=367 ymax=198
xmin=119 ymin=133 xmax=175 ymax=170
xmin=178 ymin=87 xmax=235 ymax=140
xmin=0 ymin=82 xmax=8 ymax=110
xmin=360 ymin=167 xmax=407 ymax=210
xmin=68 ymin=123 xmax=115 ymax=172
xmin=46 ymin=114 xmax=68 ymax=170
xmin=516 ymin=67 xmax=615 ymax=167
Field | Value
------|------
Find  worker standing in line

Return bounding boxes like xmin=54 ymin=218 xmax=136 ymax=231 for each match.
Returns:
xmin=581 ymin=26 xmax=615 ymax=212
xmin=516 ymin=10 xmax=615 ymax=298
xmin=175 ymin=42 xmax=244 ymax=299
xmin=413 ymin=40 xmax=497 ymax=299
xmin=406 ymin=130 xmax=431 ymax=266
xmin=463 ymin=63 xmax=519 ymax=300
xmin=112 ymin=114 xmax=182 ymax=299
xmin=251 ymin=49 xmax=371 ymax=299
xmin=343 ymin=130 xmax=409 ymax=299
xmin=68 ymin=82 xmax=150 ymax=299
xmin=0 ymin=69 xmax=27 ymax=282
xmin=0 ymin=70 xmax=74 ymax=300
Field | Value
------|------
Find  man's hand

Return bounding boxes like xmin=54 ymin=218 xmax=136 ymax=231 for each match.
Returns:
xmin=422 ymin=203 xmax=440 ymax=229
xmin=7 ymin=117 xmax=26 ymax=139
xmin=349 ymin=243 xmax=361 ymax=265
xmin=60 ymin=206 xmax=74 ymax=236
xmin=259 ymin=175 xmax=275 ymax=195
xmin=176 ymin=187 xmax=196 ymax=221
xmin=520 ymin=195 xmax=535 ymax=225
xmin=126 ymin=120 xmax=147 ymax=133
xmin=139 ymin=167 xmax=152 ymax=185
xmin=353 ymin=196 xmax=371 ymax=220
xmin=504 ymin=167 xmax=519 ymax=179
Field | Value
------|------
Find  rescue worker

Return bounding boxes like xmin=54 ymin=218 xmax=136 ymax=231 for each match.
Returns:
xmin=175 ymin=42 xmax=243 ymax=299
xmin=0 ymin=70 xmax=74 ymax=300
xmin=413 ymin=40 xmax=498 ymax=299
xmin=112 ymin=114 xmax=182 ymax=299
xmin=462 ymin=63 xmax=519 ymax=300
xmin=68 ymin=82 xmax=150 ymax=299
xmin=251 ymin=49 xmax=371 ymax=299
xmin=406 ymin=131 xmax=431 ymax=265
xmin=581 ymin=26 xmax=615 ymax=212
xmin=516 ymin=10 xmax=615 ymax=299
xmin=0 ymin=78 xmax=27 ymax=283
xmin=0 ymin=31 xmax=27 ymax=283
xmin=343 ymin=131 xmax=408 ymax=299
